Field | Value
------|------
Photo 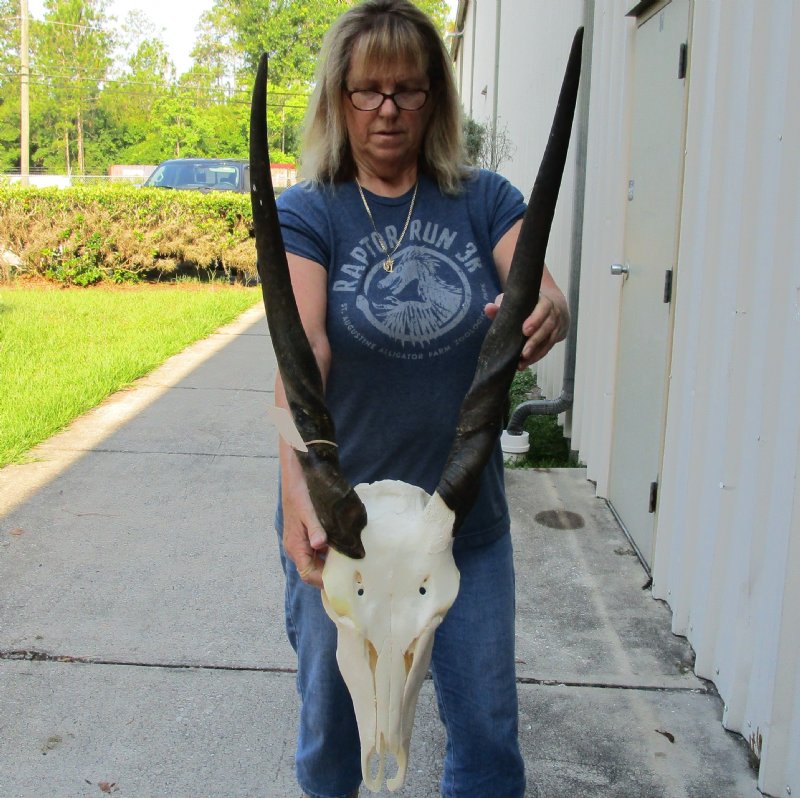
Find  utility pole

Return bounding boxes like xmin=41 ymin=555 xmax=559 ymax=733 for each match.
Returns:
xmin=20 ymin=0 xmax=30 ymax=187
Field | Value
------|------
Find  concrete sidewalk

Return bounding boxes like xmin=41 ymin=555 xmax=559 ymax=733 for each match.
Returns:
xmin=0 ymin=307 xmax=759 ymax=797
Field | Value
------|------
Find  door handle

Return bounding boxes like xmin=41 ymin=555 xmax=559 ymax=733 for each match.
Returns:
xmin=610 ymin=262 xmax=630 ymax=277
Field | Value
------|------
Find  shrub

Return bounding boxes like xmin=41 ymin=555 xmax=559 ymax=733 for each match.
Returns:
xmin=0 ymin=185 xmax=257 ymax=285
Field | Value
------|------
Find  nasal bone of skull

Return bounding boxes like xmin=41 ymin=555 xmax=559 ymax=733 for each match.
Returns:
xmin=369 ymin=615 xmax=440 ymax=791
xmin=321 ymin=480 xmax=460 ymax=793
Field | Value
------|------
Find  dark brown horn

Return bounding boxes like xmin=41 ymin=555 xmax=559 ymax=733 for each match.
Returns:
xmin=250 ymin=54 xmax=367 ymax=558
xmin=435 ymin=27 xmax=584 ymax=530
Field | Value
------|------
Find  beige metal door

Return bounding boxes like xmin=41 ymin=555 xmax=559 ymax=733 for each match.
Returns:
xmin=608 ymin=0 xmax=690 ymax=568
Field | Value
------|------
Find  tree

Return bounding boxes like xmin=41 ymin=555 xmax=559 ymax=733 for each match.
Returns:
xmin=191 ymin=0 xmax=450 ymax=163
xmin=464 ymin=116 xmax=515 ymax=172
xmin=414 ymin=0 xmax=450 ymax=32
xmin=203 ymin=0 xmax=346 ymax=87
xmin=190 ymin=5 xmax=240 ymax=98
xmin=202 ymin=0 xmax=451 ymax=89
xmin=258 ymin=81 xmax=304 ymax=161
xmin=150 ymin=83 xmax=204 ymax=158
xmin=99 ymin=25 xmax=174 ymax=166
xmin=0 ymin=0 xmax=454 ymax=174
xmin=32 ymin=0 xmax=114 ymax=174
xmin=0 ymin=0 xmax=21 ymax=171
xmin=114 ymin=8 xmax=168 ymax=75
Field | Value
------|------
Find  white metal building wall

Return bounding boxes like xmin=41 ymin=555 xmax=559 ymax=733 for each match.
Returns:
xmin=493 ymin=1 xmax=587 ymax=422
xmin=571 ymin=1 xmax=635 ymax=493
xmin=453 ymin=0 xmax=800 ymax=793
xmin=455 ymin=0 xmax=497 ymax=125
xmin=651 ymin=3 xmax=800 ymax=795
xmin=563 ymin=0 xmax=800 ymax=792
xmin=452 ymin=0 xmax=585 ymax=412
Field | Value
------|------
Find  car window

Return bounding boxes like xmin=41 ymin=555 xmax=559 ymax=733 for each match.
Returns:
xmin=144 ymin=161 xmax=246 ymax=192
xmin=145 ymin=164 xmax=175 ymax=187
xmin=204 ymin=165 xmax=240 ymax=189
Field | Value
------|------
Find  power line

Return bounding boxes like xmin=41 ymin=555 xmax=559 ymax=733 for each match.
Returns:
xmin=2 ymin=14 xmax=108 ymax=33
xmin=8 ymin=68 xmax=311 ymax=97
xmin=23 ymin=77 xmax=307 ymax=108
xmin=9 ymin=70 xmax=310 ymax=102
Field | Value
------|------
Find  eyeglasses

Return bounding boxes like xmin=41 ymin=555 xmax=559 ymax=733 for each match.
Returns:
xmin=344 ymin=88 xmax=430 ymax=112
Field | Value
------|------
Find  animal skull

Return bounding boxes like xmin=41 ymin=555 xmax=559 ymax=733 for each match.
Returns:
xmin=321 ymin=481 xmax=459 ymax=791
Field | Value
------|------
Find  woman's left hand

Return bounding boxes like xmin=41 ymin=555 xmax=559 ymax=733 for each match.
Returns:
xmin=484 ymin=287 xmax=570 ymax=369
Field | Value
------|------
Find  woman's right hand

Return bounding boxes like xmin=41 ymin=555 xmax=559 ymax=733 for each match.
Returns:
xmin=282 ymin=469 xmax=329 ymax=589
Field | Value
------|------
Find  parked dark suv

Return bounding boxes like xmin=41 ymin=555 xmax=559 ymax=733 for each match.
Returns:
xmin=143 ymin=158 xmax=250 ymax=193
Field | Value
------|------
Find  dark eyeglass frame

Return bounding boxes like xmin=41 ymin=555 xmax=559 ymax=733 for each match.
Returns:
xmin=344 ymin=87 xmax=431 ymax=112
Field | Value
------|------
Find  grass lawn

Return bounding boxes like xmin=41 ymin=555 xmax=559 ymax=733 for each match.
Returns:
xmin=0 ymin=282 xmax=260 ymax=467
xmin=0 ymin=282 xmax=575 ymax=471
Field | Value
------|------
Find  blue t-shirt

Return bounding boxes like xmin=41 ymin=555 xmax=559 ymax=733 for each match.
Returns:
xmin=276 ymin=169 xmax=526 ymax=548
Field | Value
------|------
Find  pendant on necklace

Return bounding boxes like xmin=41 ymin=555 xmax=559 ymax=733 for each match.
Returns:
xmin=384 ymin=257 xmax=394 ymax=273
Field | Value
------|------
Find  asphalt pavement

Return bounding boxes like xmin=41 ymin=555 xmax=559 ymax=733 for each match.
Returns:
xmin=0 ymin=306 xmax=760 ymax=797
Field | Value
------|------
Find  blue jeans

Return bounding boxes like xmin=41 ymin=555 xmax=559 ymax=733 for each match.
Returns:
xmin=279 ymin=530 xmax=525 ymax=798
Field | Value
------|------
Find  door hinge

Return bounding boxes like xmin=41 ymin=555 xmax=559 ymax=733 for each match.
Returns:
xmin=648 ymin=481 xmax=658 ymax=514
xmin=663 ymin=269 xmax=673 ymax=303
xmin=678 ymin=42 xmax=688 ymax=79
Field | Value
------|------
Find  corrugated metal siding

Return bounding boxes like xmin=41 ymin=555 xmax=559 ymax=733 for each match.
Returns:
xmin=652 ymin=2 xmax=800 ymax=795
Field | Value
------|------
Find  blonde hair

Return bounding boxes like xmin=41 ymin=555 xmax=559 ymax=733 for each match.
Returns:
xmin=300 ymin=0 xmax=468 ymax=195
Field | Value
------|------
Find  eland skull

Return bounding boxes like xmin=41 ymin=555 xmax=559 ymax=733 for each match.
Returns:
xmin=322 ymin=482 xmax=459 ymax=791
xmin=250 ymin=27 xmax=583 ymax=792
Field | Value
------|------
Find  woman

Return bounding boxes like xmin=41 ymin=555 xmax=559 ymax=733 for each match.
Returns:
xmin=274 ymin=2 xmax=569 ymax=796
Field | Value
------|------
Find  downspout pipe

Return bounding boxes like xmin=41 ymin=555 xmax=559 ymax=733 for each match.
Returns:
xmin=491 ymin=0 xmax=501 ymax=169
xmin=505 ymin=222 xmax=580 ymax=430
xmin=502 ymin=1 xmax=594 ymax=450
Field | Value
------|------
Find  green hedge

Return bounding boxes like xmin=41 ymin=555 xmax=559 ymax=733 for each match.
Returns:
xmin=0 ymin=185 xmax=258 ymax=285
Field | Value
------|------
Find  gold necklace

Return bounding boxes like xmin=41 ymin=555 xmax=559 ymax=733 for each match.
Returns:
xmin=355 ymin=178 xmax=418 ymax=273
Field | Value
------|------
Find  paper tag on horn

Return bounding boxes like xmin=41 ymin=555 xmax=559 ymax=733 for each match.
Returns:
xmin=266 ymin=406 xmax=308 ymax=452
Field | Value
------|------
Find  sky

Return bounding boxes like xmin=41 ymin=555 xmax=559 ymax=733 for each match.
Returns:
xmin=27 ymin=0 xmax=216 ymax=75
xmin=28 ymin=0 xmax=459 ymax=77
